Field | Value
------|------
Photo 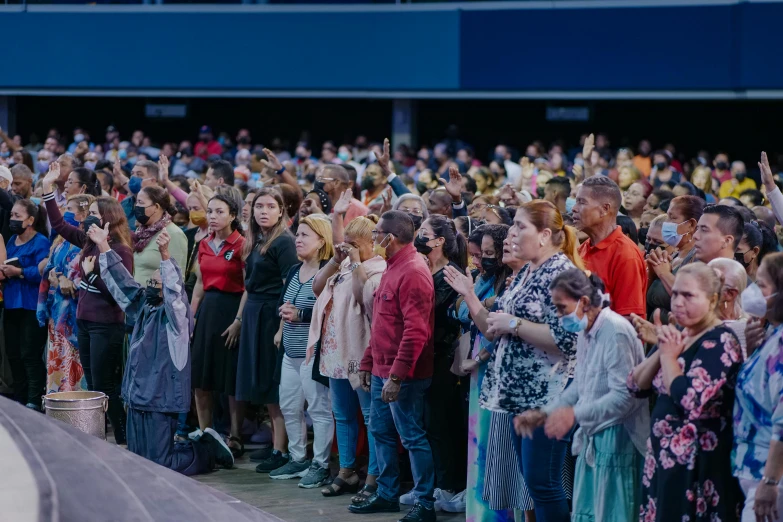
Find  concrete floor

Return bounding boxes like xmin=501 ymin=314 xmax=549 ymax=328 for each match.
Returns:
xmin=192 ymin=447 xmax=465 ymax=522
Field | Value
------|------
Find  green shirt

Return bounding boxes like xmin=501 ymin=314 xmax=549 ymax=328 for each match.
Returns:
xmin=133 ymin=222 xmax=188 ymax=285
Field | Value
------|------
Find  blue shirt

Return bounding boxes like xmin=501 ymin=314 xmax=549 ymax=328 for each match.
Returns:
xmin=5 ymin=232 xmax=51 ymax=310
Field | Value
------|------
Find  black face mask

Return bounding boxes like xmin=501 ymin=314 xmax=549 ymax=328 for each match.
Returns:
xmin=638 ymin=227 xmax=649 ymax=246
xmin=82 ymin=215 xmax=102 ymax=232
xmin=716 ymin=161 xmax=729 ymax=171
xmin=145 ymin=285 xmax=163 ymax=306
xmin=134 ymin=205 xmax=151 ymax=226
xmin=414 ymin=235 xmax=433 ymax=255
xmin=305 ymin=173 xmax=316 ymax=184
xmin=409 ymin=214 xmax=423 ymax=229
xmin=644 ymin=241 xmax=662 ymax=255
xmin=313 ymin=180 xmax=326 ymax=192
xmin=481 ymin=256 xmax=501 ymax=275
xmin=416 ymin=182 xmax=429 ymax=194
xmin=734 ymin=251 xmax=750 ymax=268
xmin=655 ymin=162 xmax=667 ymax=171
xmin=361 ymin=176 xmax=376 ymax=191
xmin=8 ymin=219 xmax=26 ymax=236
xmin=736 ymin=172 xmax=747 ymax=182
xmin=470 ymin=268 xmax=481 ymax=280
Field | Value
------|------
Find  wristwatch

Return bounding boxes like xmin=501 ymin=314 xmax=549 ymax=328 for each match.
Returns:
xmin=389 ymin=374 xmax=401 ymax=384
xmin=474 ymin=354 xmax=483 ymax=363
xmin=508 ymin=318 xmax=522 ymax=331
xmin=762 ymin=476 xmax=780 ymax=486
xmin=348 ymin=262 xmax=361 ymax=272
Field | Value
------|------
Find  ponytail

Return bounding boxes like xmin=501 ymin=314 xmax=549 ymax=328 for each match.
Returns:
xmin=561 ymin=225 xmax=585 ymax=270
xmin=428 ymin=214 xmax=468 ymax=271
xmin=550 ymin=268 xmax=609 ymax=309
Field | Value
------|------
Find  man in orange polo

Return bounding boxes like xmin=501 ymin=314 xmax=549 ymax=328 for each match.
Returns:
xmin=572 ymin=176 xmax=647 ymax=317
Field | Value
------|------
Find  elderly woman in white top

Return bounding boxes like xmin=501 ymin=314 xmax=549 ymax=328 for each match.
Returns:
xmin=709 ymin=257 xmax=750 ymax=357
xmin=515 ymin=268 xmax=649 ymax=522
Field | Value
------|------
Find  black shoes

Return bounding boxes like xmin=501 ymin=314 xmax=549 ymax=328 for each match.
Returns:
xmin=254 ymin=450 xmax=289 ymax=473
xmin=249 ymin=446 xmax=273 ymax=462
xmin=399 ymin=503 xmax=436 ymax=522
xmin=348 ymin=494 xmax=401 ymax=514
xmin=202 ymin=428 xmax=235 ymax=469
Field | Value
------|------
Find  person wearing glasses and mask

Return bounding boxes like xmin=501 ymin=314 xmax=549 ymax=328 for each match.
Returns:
xmin=352 ymin=210 xmax=437 ymax=522
xmin=393 ymin=194 xmax=428 ymax=232
xmin=92 ymin=227 xmax=234 ymax=475
xmin=314 ymin=164 xmax=368 ymax=224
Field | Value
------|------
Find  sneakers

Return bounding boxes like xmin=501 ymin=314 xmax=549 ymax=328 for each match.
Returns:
xmin=269 ymin=458 xmax=311 ymax=480
xmin=255 ymin=450 xmax=289 ymax=473
xmin=399 ymin=488 xmax=416 ymax=506
xmin=440 ymin=490 xmax=466 ymax=513
xmin=399 ymin=502 xmax=436 ymax=522
xmin=249 ymin=446 xmax=273 ymax=462
xmin=298 ymin=463 xmax=332 ymax=488
xmin=202 ymin=428 xmax=235 ymax=469
xmin=433 ymin=489 xmax=454 ymax=512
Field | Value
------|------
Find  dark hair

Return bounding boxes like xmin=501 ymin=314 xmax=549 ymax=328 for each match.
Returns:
xmin=545 ymin=176 xmax=571 ymax=197
xmin=140 ymin=185 xmax=173 ymax=216
xmin=742 ymin=221 xmax=778 ymax=264
xmin=652 ymin=150 xmax=670 ymax=166
xmin=616 ymin=214 xmax=639 ymax=245
xmin=98 ymin=170 xmax=114 ymax=192
xmin=485 ymin=205 xmax=513 ymax=226
xmin=582 ymin=175 xmax=622 ymax=210
xmin=94 ymin=196 xmax=133 ymax=250
xmin=16 ymin=149 xmax=34 ymax=172
xmin=721 ymin=196 xmax=743 ymax=207
xmin=13 ymin=199 xmax=48 ymax=236
xmin=455 ymin=216 xmax=484 ymax=239
xmin=342 ymin=163 xmax=361 ymax=199
xmin=463 ymin=176 xmax=477 ymax=195
xmin=670 ymin=195 xmax=706 ymax=223
xmin=550 ymin=267 xmax=610 ymax=309
xmin=277 ymin=184 xmax=303 ymax=220
xmin=740 ymin=188 xmax=765 ymax=207
xmin=209 ymin=193 xmax=241 ymax=232
xmin=703 ymin=204 xmax=745 ymax=249
xmin=95 ymin=159 xmax=112 ymax=172
xmin=210 ymin=159 xmax=235 ymax=186
xmin=380 ymin=210 xmax=414 ymax=244
xmin=308 ymin=188 xmax=332 ymax=215
xmin=477 ymin=223 xmax=511 ymax=294
xmin=762 ymin=252 xmax=783 ymax=323
xmin=675 ymin=181 xmax=698 ymax=196
xmin=735 ymin=204 xmax=756 ymax=226
xmin=649 ymin=189 xmax=674 ymax=210
xmin=71 ymin=167 xmax=101 ymax=196
xmin=243 ymin=188 xmax=291 ymax=258
xmin=425 ymin=215 xmax=468 ymax=270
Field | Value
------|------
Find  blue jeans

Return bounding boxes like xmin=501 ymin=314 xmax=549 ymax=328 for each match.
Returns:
xmin=330 ymin=378 xmax=378 ymax=476
xmin=512 ymin=422 xmax=570 ymax=522
xmin=370 ymin=375 xmax=435 ymax=509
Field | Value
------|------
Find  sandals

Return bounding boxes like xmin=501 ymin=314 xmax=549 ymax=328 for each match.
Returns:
xmin=350 ymin=483 xmax=378 ymax=505
xmin=228 ymin=436 xmax=245 ymax=458
xmin=321 ymin=476 xmax=361 ymax=497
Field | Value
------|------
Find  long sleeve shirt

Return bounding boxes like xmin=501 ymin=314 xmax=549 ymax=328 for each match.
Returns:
xmin=4 ymin=233 xmax=51 ymax=310
xmin=543 ymin=307 xmax=650 ymax=464
xmin=100 ymin=250 xmax=193 ymax=413
xmin=44 ymin=191 xmax=133 ymax=323
xmin=360 ymin=243 xmax=435 ymax=380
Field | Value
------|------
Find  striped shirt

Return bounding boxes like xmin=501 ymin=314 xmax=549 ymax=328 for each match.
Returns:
xmin=282 ymin=268 xmax=317 ymax=359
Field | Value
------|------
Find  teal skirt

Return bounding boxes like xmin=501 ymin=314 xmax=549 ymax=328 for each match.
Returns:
xmin=572 ymin=424 xmax=642 ymax=522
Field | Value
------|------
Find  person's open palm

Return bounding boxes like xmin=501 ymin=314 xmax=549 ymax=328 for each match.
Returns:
xmin=82 ymin=255 xmax=96 ymax=274
xmin=42 ymin=162 xmax=60 ymax=190
xmin=260 ymin=148 xmax=282 ymax=171
xmin=443 ymin=264 xmax=473 ymax=296
xmin=376 ymin=138 xmax=392 ymax=176
xmin=760 ymin=151 xmax=777 ymax=193
xmin=333 ymin=189 xmax=353 ymax=215
xmin=582 ymin=133 xmax=595 ymax=167
xmin=439 ymin=165 xmax=463 ymax=199
xmin=87 ymin=222 xmax=110 ymax=247
xmin=158 ymin=155 xmax=170 ymax=182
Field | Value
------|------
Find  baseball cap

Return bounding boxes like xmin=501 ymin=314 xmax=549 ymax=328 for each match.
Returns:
xmin=199 ymin=125 xmax=212 ymax=135
xmin=0 ymin=166 xmax=12 ymax=184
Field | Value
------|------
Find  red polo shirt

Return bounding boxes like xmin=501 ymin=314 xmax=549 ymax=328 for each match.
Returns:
xmin=360 ymin=243 xmax=434 ymax=380
xmin=578 ymin=226 xmax=646 ymax=317
xmin=197 ymin=230 xmax=245 ymax=293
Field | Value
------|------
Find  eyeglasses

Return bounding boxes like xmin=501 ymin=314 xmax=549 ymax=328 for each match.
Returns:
xmin=400 ymin=208 xmax=423 ymax=216
xmin=371 ymin=229 xmax=391 ymax=238
xmin=315 ymin=176 xmax=336 ymax=183
xmin=146 ymin=279 xmax=161 ymax=288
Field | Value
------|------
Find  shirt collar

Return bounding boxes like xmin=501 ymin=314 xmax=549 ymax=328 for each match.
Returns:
xmin=586 ymin=226 xmax=623 ymax=251
xmin=585 ymin=307 xmax=610 ymax=341
xmin=386 ymin=243 xmax=415 ymax=268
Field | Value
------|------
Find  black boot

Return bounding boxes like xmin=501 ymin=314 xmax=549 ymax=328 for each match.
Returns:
xmin=398 ymin=502 xmax=436 ymax=522
xmin=348 ymin=494 xmax=400 ymax=514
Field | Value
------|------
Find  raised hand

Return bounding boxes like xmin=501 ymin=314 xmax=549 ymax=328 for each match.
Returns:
xmin=260 ymin=148 xmax=282 ymax=172
xmin=376 ymin=138 xmax=392 ymax=176
xmin=158 ymin=154 xmax=170 ymax=183
xmin=443 ymin=264 xmax=474 ymax=296
xmin=499 ymin=184 xmax=520 ymax=207
xmin=379 ymin=187 xmax=393 ymax=214
xmin=439 ymin=165 xmax=463 ymax=201
xmin=156 ymin=229 xmax=171 ymax=260
xmin=760 ymin=151 xmax=777 ymax=194
xmin=87 ymin=222 xmax=110 ymax=248
xmin=582 ymin=133 xmax=595 ymax=168
xmin=333 ymin=189 xmax=353 ymax=215
xmin=42 ymin=161 xmax=61 ymax=192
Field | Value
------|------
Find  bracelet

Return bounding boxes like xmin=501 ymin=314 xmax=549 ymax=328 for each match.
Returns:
xmin=235 ymin=315 xmax=242 ymax=323
xmin=763 ymin=475 xmax=780 ymax=486
xmin=275 ymin=166 xmax=286 ymax=175
xmin=297 ymin=309 xmax=303 ymax=321
xmin=348 ymin=262 xmax=361 ymax=272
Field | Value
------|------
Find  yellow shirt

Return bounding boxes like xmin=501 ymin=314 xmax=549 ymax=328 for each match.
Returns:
xmin=718 ymin=177 xmax=757 ymax=199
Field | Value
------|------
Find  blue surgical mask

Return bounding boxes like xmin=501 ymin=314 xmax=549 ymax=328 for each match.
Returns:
xmin=37 ymin=160 xmax=50 ymax=174
xmin=118 ymin=149 xmax=128 ymax=160
xmin=74 ymin=133 xmax=85 ymax=143
xmin=560 ymin=301 xmax=588 ymax=333
xmin=128 ymin=176 xmax=143 ymax=195
xmin=31 ymin=197 xmax=42 ymax=206
xmin=63 ymin=211 xmax=79 ymax=227
xmin=338 ymin=151 xmax=350 ymax=162
xmin=0 ymin=151 xmax=9 ymax=158
xmin=566 ymin=197 xmax=576 ymax=214
xmin=84 ymin=161 xmax=96 ymax=171
xmin=661 ymin=221 xmax=684 ymax=247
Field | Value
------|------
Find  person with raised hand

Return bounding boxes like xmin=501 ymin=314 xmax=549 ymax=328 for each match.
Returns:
xmin=41 ymin=161 xmax=134 ymax=445
xmin=437 ymin=164 xmax=468 ymax=219
xmin=374 ymin=137 xmax=412 ymax=199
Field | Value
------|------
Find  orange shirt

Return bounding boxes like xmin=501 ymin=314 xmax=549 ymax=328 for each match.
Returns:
xmin=633 ymin=156 xmax=652 ymax=178
xmin=578 ymin=226 xmax=647 ymax=317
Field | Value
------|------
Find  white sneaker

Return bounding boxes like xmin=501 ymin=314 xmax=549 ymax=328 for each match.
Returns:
xmin=399 ymin=488 xmax=416 ymax=506
xmin=441 ymin=489 xmax=467 ymax=513
xmin=433 ymin=488 xmax=455 ymax=512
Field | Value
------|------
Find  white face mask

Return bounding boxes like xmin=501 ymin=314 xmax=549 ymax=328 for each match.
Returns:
xmin=741 ymin=283 xmax=777 ymax=318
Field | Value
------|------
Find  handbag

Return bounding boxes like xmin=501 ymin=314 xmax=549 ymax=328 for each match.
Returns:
xmin=449 ymin=330 xmax=473 ymax=376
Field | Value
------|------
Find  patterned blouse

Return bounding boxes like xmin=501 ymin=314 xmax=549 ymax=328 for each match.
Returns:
xmin=480 ymin=252 xmax=577 ymax=414
xmin=733 ymin=325 xmax=783 ymax=481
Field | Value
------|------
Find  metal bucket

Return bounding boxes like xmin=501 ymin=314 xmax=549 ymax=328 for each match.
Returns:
xmin=42 ymin=391 xmax=108 ymax=440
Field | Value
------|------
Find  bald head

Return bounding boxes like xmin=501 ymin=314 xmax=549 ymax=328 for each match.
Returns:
xmin=426 ymin=189 xmax=453 ymax=218
xmin=753 ymin=205 xmax=777 ymax=229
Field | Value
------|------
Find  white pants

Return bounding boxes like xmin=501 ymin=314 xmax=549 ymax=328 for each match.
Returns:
xmin=741 ymin=478 xmax=783 ymax=522
xmin=279 ymin=355 xmax=334 ymax=468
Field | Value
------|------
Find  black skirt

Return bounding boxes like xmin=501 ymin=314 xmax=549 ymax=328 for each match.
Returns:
xmin=235 ymin=293 xmax=283 ymax=405
xmin=191 ymin=290 xmax=242 ymax=395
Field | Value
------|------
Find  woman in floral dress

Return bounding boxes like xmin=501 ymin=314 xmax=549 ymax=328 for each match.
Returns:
xmin=628 ymin=262 xmax=743 ymax=522
xmin=37 ymin=195 xmax=93 ymax=393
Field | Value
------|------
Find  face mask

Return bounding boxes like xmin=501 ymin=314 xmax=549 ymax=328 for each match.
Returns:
xmin=560 ymin=301 xmax=588 ymax=333
xmin=82 ymin=215 xmax=102 ymax=232
xmin=493 ymin=153 xmax=505 ymax=163
xmin=416 ymin=182 xmax=429 ymax=194
xmin=661 ymin=221 xmax=684 ymax=247
xmin=0 ymin=151 xmax=9 ymax=158
xmin=638 ymin=227 xmax=649 ymax=246
xmin=118 ymin=149 xmax=128 ymax=160
xmin=655 ymin=162 xmax=667 ymax=171
xmin=74 ymin=133 xmax=85 ymax=143
xmin=31 ymin=197 xmax=42 ymax=206
xmin=134 ymin=205 xmax=151 ymax=225
xmin=37 ymin=160 xmax=50 ymax=174
xmin=735 ymin=172 xmax=747 ymax=182
xmin=63 ymin=211 xmax=79 ymax=227
xmin=470 ymin=268 xmax=481 ymax=280
xmin=414 ymin=234 xmax=433 ymax=255
xmin=304 ymin=173 xmax=316 ymax=184
xmin=566 ymin=197 xmax=576 ymax=214
xmin=128 ymin=176 xmax=143 ymax=195
xmin=190 ymin=209 xmax=207 ymax=227
xmin=526 ymin=154 xmax=537 ymax=162
xmin=313 ymin=180 xmax=326 ymax=192
xmin=338 ymin=151 xmax=350 ymax=162
xmin=409 ymin=213 xmax=423 ymax=229
xmin=361 ymin=176 xmax=376 ymax=191
xmin=741 ymin=283 xmax=776 ymax=318
xmin=373 ymin=234 xmax=392 ymax=259
xmin=84 ymin=161 xmax=97 ymax=171
xmin=481 ymin=256 xmax=501 ymax=275
xmin=9 ymin=219 xmax=27 ymax=235
xmin=144 ymin=285 xmax=163 ymax=306
xmin=734 ymin=251 xmax=751 ymax=269
xmin=716 ymin=161 xmax=729 ymax=171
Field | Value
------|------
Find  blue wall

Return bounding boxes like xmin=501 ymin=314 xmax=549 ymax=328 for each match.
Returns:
xmin=0 ymin=2 xmax=781 ymax=92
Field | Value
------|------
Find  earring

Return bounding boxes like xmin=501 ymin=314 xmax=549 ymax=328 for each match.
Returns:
xmin=724 ymin=301 xmax=728 ymax=310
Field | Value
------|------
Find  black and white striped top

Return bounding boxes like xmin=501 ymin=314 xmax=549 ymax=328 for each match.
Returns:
xmin=281 ymin=267 xmax=316 ymax=359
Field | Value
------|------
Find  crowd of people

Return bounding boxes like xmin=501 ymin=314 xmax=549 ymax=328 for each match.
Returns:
xmin=3 ymin=123 xmax=783 ymax=522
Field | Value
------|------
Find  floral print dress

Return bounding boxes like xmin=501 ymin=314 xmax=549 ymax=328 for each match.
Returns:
xmin=627 ymin=325 xmax=743 ymax=522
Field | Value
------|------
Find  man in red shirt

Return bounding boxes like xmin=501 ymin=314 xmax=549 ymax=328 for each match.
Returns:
xmin=193 ymin=125 xmax=222 ymax=161
xmin=572 ymin=176 xmax=647 ymax=318
xmin=353 ymin=211 xmax=436 ymax=522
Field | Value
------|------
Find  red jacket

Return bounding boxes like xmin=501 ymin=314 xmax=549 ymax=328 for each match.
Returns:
xmin=360 ymin=243 xmax=434 ymax=381
xmin=194 ymin=140 xmax=223 ymax=160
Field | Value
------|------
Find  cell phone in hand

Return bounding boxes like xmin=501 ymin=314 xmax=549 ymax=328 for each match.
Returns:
xmin=4 ymin=257 xmax=21 ymax=269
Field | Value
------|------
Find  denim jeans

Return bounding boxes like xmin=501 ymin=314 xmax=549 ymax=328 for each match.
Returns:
xmin=330 ymin=377 xmax=377 ymax=476
xmin=512 ymin=422 xmax=570 ymax=522
xmin=370 ymin=375 xmax=435 ymax=509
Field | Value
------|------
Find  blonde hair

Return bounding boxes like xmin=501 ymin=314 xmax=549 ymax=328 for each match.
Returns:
xmin=67 ymin=194 xmax=95 ymax=215
xmin=344 ymin=215 xmax=379 ymax=245
xmin=519 ymin=200 xmax=585 ymax=270
xmin=299 ymin=215 xmax=334 ymax=261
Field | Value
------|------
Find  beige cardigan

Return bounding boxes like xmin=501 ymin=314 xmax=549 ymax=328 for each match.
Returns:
xmin=306 ymin=256 xmax=386 ymax=389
